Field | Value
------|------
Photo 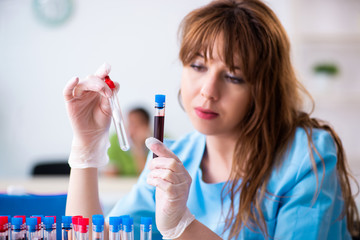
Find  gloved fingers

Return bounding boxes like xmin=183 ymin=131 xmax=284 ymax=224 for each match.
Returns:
xmin=73 ymin=76 xmax=112 ymax=99
xmin=148 ymin=157 xmax=184 ymax=172
xmin=63 ymin=77 xmax=79 ymax=101
xmin=148 ymin=168 xmax=186 ymax=184
xmin=145 ymin=137 xmax=181 ymax=162
xmin=148 ymin=176 xmax=189 ymax=201
xmin=94 ymin=62 xmax=111 ymax=78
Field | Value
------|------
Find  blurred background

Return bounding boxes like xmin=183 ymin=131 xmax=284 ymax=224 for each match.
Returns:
xmin=0 ymin=0 xmax=359 ymax=210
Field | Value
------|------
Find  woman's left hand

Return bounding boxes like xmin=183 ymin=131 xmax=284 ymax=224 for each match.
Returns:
xmin=145 ymin=137 xmax=194 ymax=237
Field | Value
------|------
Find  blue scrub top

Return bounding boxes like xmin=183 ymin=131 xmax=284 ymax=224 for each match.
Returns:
xmin=107 ymin=128 xmax=351 ymax=240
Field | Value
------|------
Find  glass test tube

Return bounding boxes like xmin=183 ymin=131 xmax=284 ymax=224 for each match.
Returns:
xmin=31 ymin=216 xmax=43 ymax=240
xmin=43 ymin=217 xmax=56 ymax=240
xmin=92 ymin=215 xmax=104 ymax=240
xmin=153 ymin=94 xmax=166 ymax=158
xmin=78 ymin=218 xmax=89 ymax=240
xmin=121 ymin=217 xmax=134 ymax=240
xmin=140 ymin=217 xmax=152 ymax=240
xmin=62 ymin=216 xmax=72 ymax=240
xmin=104 ymin=75 xmax=130 ymax=151
xmin=26 ymin=217 xmax=40 ymax=240
xmin=11 ymin=217 xmax=23 ymax=240
xmin=109 ymin=217 xmax=120 ymax=240
xmin=72 ymin=216 xmax=82 ymax=240
xmin=0 ymin=216 xmax=8 ymax=240
xmin=14 ymin=215 xmax=26 ymax=240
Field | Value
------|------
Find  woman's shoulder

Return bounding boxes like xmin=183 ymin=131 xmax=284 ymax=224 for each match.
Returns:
xmin=164 ymin=131 xmax=205 ymax=153
xmin=163 ymin=131 xmax=206 ymax=168
xmin=290 ymin=127 xmax=337 ymax=159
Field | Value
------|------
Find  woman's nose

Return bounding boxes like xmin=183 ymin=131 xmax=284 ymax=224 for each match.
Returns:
xmin=200 ymin=73 xmax=219 ymax=101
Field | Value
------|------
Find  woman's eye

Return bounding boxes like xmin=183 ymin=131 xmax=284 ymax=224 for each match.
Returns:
xmin=190 ymin=64 xmax=206 ymax=72
xmin=225 ymin=75 xmax=245 ymax=84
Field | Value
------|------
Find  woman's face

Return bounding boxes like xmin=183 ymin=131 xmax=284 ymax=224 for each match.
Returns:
xmin=180 ymin=40 xmax=251 ymax=138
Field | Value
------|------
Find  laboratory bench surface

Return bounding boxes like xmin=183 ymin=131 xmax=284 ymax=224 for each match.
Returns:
xmin=0 ymin=176 xmax=138 ymax=215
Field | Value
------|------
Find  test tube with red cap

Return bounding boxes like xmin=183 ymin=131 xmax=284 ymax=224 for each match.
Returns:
xmin=78 ymin=218 xmax=89 ymax=240
xmin=104 ymin=75 xmax=130 ymax=151
xmin=0 ymin=215 xmax=11 ymax=239
xmin=72 ymin=216 xmax=82 ymax=240
xmin=0 ymin=216 xmax=9 ymax=240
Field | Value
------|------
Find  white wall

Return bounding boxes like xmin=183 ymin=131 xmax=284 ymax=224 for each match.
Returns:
xmin=0 ymin=0 xmax=209 ymax=177
xmin=0 ymin=0 xmax=359 ymax=177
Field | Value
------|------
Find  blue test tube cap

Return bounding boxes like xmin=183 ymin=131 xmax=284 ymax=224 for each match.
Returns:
xmin=11 ymin=217 xmax=23 ymax=230
xmin=109 ymin=217 xmax=121 ymax=232
xmin=43 ymin=217 xmax=54 ymax=230
xmin=155 ymin=94 xmax=166 ymax=108
xmin=62 ymin=216 xmax=72 ymax=228
xmin=141 ymin=217 xmax=152 ymax=232
xmin=31 ymin=215 xmax=44 ymax=223
xmin=26 ymin=217 xmax=37 ymax=232
xmin=92 ymin=215 xmax=104 ymax=232
xmin=122 ymin=217 xmax=133 ymax=233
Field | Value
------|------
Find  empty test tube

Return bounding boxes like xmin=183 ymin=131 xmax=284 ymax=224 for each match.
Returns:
xmin=104 ymin=75 xmax=130 ymax=151
xmin=0 ymin=215 xmax=11 ymax=240
xmin=72 ymin=215 xmax=82 ymax=240
xmin=11 ymin=217 xmax=22 ymax=240
xmin=140 ymin=217 xmax=152 ymax=240
xmin=44 ymin=217 xmax=56 ymax=240
xmin=109 ymin=217 xmax=121 ymax=240
xmin=13 ymin=216 xmax=26 ymax=240
xmin=26 ymin=217 xmax=38 ymax=240
xmin=92 ymin=215 xmax=104 ymax=240
xmin=78 ymin=218 xmax=89 ymax=240
xmin=0 ymin=216 xmax=8 ymax=240
xmin=62 ymin=216 xmax=72 ymax=240
xmin=121 ymin=217 xmax=134 ymax=240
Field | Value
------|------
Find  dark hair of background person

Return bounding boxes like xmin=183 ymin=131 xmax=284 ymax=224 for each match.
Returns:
xmin=129 ymin=107 xmax=150 ymax=125
xmin=178 ymin=0 xmax=359 ymax=238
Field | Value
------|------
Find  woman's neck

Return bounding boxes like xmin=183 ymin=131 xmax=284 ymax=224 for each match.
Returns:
xmin=201 ymin=134 xmax=237 ymax=183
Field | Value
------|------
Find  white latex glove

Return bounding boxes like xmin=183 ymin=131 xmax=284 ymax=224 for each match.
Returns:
xmin=145 ymin=137 xmax=195 ymax=239
xmin=63 ymin=63 xmax=119 ymax=168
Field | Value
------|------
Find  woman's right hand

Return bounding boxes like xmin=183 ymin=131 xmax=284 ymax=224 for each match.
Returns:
xmin=63 ymin=63 xmax=119 ymax=168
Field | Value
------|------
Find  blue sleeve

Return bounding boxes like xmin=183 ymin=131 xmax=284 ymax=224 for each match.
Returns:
xmin=107 ymin=152 xmax=162 ymax=240
xmin=272 ymin=130 xmax=351 ymax=240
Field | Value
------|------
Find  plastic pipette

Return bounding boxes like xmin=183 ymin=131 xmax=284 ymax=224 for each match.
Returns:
xmin=104 ymin=76 xmax=130 ymax=151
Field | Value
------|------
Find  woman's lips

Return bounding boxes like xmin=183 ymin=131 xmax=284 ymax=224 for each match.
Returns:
xmin=194 ymin=107 xmax=219 ymax=120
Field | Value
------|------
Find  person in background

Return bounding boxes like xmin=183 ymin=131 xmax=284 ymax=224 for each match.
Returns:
xmin=107 ymin=107 xmax=151 ymax=176
xmin=64 ymin=0 xmax=359 ymax=239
